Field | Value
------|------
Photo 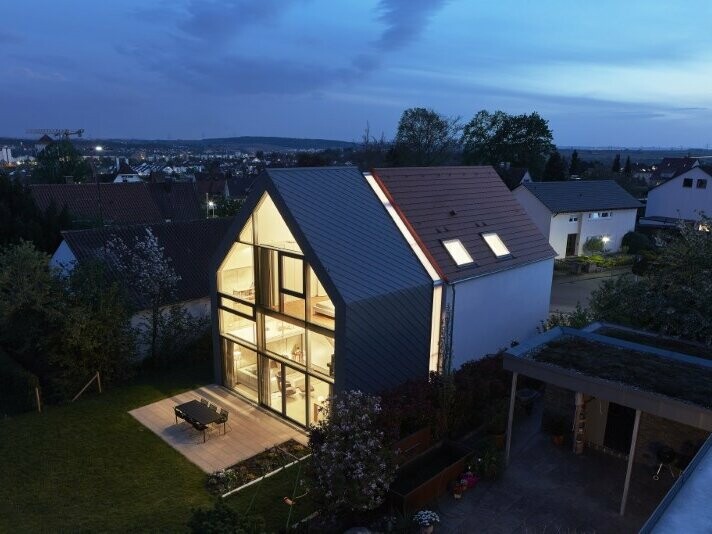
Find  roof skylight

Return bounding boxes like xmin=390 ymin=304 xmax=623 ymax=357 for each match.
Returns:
xmin=482 ymin=233 xmax=510 ymax=257
xmin=442 ymin=239 xmax=474 ymax=266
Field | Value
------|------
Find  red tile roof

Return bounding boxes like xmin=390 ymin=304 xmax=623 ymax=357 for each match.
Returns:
xmin=372 ymin=166 xmax=556 ymax=282
xmin=30 ymin=182 xmax=200 ymax=225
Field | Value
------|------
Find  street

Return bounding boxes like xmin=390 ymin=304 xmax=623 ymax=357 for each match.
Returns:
xmin=550 ymin=268 xmax=631 ymax=313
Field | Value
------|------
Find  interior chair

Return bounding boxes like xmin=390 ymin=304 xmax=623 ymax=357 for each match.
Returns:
xmin=200 ymin=398 xmax=209 ymax=406
xmin=653 ymin=446 xmax=677 ymax=480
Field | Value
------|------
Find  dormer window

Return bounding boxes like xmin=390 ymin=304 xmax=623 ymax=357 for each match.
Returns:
xmin=482 ymin=232 xmax=511 ymax=257
xmin=442 ymin=239 xmax=473 ymax=266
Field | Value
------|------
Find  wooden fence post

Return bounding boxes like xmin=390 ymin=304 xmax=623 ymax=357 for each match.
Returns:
xmin=96 ymin=371 xmax=102 ymax=394
xmin=35 ymin=387 xmax=42 ymax=413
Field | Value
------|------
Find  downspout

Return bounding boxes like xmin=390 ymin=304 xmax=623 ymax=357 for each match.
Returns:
xmin=449 ymin=282 xmax=456 ymax=370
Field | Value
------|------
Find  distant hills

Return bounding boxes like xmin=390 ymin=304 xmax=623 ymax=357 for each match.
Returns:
xmin=0 ymin=135 xmax=358 ymax=153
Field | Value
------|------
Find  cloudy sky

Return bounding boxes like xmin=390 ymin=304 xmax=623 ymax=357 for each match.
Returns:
xmin=2 ymin=0 xmax=712 ymax=146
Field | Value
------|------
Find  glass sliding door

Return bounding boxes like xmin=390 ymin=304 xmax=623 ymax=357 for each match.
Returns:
xmin=264 ymin=357 xmax=283 ymax=413
xmin=309 ymin=376 xmax=331 ymax=425
xmin=223 ymin=339 xmax=258 ymax=402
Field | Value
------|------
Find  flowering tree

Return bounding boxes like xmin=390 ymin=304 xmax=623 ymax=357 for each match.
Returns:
xmin=308 ymin=390 xmax=395 ymax=521
xmin=106 ymin=229 xmax=181 ymax=363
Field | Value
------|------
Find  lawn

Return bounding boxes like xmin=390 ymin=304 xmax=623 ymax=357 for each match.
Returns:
xmin=224 ymin=459 xmax=317 ymax=532
xmin=0 ymin=363 xmax=216 ymax=533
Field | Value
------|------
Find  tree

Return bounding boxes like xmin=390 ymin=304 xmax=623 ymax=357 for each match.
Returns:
xmin=0 ymin=173 xmax=70 ymax=252
xmin=569 ymin=149 xmax=581 ymax=175
xmin=106 ymin=229 xmax=181 ymax=364
xmin=623 ymin=156 xmax=632 ymax=176
xmin=391 ymin=107 xmax=460 ymax=166
xmin=32 ymin=140 xmax=91 ymax=183
xmin=542 ymin=150 xmax=567 ymax=181
xmin=611 ymin=153 xmax=621 ymax=173
xmin=295 ymin=152 xmax=329 ymax=167
xmin=308 ymin=390 xmax=395 ymax=522
xmin=590 ymin=218 xmax=712 ymax=344
xmin=461 ymin=110 xmax=554 ymax=178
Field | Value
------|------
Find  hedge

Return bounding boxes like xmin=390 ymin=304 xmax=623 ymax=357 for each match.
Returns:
xmin=0 ymin=350 xmax=40 ymax=416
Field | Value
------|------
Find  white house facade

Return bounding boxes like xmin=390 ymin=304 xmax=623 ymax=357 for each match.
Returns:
xmin=514 ymin=180 xmax=642 ymax=258
xmin=645 ymin=166 xmax=712 ymax=222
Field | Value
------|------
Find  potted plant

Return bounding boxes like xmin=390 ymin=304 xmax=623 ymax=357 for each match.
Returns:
xmin=413 ymin=510 xmax=440 ymax=534
xmin=486 ymin=407 xmax=507 ymax=449
xmin=549 ymin=416 xmax=567 ymax=446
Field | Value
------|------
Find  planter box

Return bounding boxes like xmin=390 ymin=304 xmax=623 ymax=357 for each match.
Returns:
xmin=393 ymin=427 xmax=432 ymax=466
xmin=389 ymin=440 xmax=471 ymax=514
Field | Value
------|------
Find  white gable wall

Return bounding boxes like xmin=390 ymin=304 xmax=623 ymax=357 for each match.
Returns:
xmin=513 ymin=186 xmax=552 ymax=237
xmin=548 ymin=208 xmax=637 ymax=257
xmin=50 ymin=240 xmax=77 ymax=273
xmin=646 ymin=167 xmax=712 ymax=221
xmin=446 ymin=257 xmax=554 ymax=367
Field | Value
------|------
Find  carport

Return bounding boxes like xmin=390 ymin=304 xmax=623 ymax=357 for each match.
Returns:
xmin=502 ymin=326 xmax=712 ymax=516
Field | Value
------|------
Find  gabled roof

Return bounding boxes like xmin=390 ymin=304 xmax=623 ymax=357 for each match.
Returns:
xmin=37 ymin=135 xmax=53 ymax=144
xmin=195 ymin=178 xmax=226 ymax=196
xmin=648 ymin=165 xmax=712 ymax=191
xmin=372 ymin=166 xmax=555 ymax=282
xmin=116 ymin=161 xmax=138 ymax=176
xmin=62 ymin=217 xmax=233 ymax=308
xmin=496 ymin=166 xmax=530 ymax=190
xmin=518 ymin=180 xmax=642 ymax=213
xmin=30 ymin=182 xmax=201 ymax=224
xmin=651 ymin=157 xmax=699 ymax=182
xmin=226 ymin=175 xmax=255 ymax=198
xmin=147 ymin=182 xmax=201 ymax=221
xmin=214 ymin=167 xmax=431 ymax=306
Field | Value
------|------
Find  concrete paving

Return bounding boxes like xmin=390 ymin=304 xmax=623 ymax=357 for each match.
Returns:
xmin=550 ymin=268 xmax=631 ymax=313
xmin=437 ymin=401 xmax=673 ymax=533
xmin=129 ymin=384 xmax=307 ymax=473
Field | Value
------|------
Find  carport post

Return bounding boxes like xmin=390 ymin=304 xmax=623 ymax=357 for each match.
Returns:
xmin=620 ymin=409 xmax=642 ymax=516
xmin=505 ymin=372 xmax=518 ymax=467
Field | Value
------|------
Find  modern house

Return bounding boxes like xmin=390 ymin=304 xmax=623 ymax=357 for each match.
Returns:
xmin=513 ymin=180 xmax=641 ymax=257
xmin=113 ymin=160 xmax=142 ymax=183
xmin=648 ymin=157 xmax=700 ymax=187
xmin=211 ymin=166 xmax=555 ymax=427
xmin=643 ymin=165 xmax=712 ymax=225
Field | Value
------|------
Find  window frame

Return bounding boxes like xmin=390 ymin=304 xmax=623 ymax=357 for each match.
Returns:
xmin=683 ymin=178 xmax=693 ymax=188
xmin=442 ymin=238 xmax=474 ymax=266
xmin=697 ymin=179 xmax=708 ymax=189
xmin=481 ymin=232 xmax=511 ymax=258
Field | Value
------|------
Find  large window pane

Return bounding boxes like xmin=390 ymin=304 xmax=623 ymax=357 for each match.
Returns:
xmin=308 ymin=330 xmax=335 ymax=377
xmin=309 ymin=376 xmax=331 ymax=425
xmin=282 ymin=293 xmax=306 ymax=321
xmin=258 ymin=248 xmax=279 ymax=311
xmin=219 ymin=309 xmax=256 ymax=346
xmin=264 ymin=357 xmax=283 ymax=413
xmin=223 ymin=339 xmax=258 ymax=401
xmin=220 ymin=297 xmax=254 ymax=318
xmin=281 ymin=255 xmax=304 ymax=295
xmin=308 ymin=267 xmax=334 ymax=329
xmin=284 ymin=367 xmax=307 ymax=425
xmin=218 ymin=242 xmax=255 ymax=302
xmin=264 ymin=315 xmax=305 ymax=366
xmin=254 ymin=194 xmax=302 ymax=253
xmin=239 ymin=216 xmax=253 ymax=243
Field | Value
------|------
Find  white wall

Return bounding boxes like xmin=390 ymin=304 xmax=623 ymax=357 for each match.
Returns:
xmin=50 ymin=240 xmax=77 ymax=273
xmin=577 ymin=208 xmax=638 ymax=255
xmin=548 ymin=212 xmax=582 ymax=257
xmin=646 ymin=167 xmax=712 ymax=221
xmin=513 ymin=186 xmax=552 ymax=237
xmin=446 ymin=258 xmax=554 ymax=367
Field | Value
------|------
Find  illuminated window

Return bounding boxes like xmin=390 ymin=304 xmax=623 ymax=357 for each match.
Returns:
xmin=482 ymin=232 xmax=511 ymax=257
xmin=442 ymin=239 xmax=473 ymax=266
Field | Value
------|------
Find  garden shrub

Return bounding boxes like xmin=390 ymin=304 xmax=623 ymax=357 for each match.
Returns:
xmin=0 ymin=350 xmax=39 ymax=415
xmin=582 ymin=236 xmax=604 ymax=254
xmin=188 ymin=500 xmax=263 ymax=534
xmin=622 ymin=231 xmax=653 ymax=254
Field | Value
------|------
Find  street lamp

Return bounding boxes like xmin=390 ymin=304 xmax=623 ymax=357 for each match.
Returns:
xmin=207 ymin=200 xmax=216 ymax=218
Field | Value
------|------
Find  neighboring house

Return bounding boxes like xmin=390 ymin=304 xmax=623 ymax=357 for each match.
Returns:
xmin=643 ymin=166 xmax=712 ymax=223
xmin=30 ymin=182 xmax=201 ymax=225
xmin=513 ymin=180 xmax=642 ymax=258
xmin=211 ymin=166 xmax=555 ymax=427
xmin=649 ymin=157 xmax=699 ymax=186
xmin=35 ymin=134 xmax=53 ymax=154
xmin=113 ymin=161 xmax=142 ymax=183
xmin=52 ymin=218 xmax=234 ymax=323
xmin=496 ymin=164 xmax=532 ymax=190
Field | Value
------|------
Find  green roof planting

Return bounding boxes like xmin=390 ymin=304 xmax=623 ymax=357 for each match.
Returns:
xmin=532 ymin=336 xmax=712 ymax=409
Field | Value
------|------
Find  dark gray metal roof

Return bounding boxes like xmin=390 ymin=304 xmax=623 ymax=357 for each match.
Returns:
xmin=519 ymin=180 xmax=643 ymax=213
xmin=265 ymin=167 xmax=431 ymax=304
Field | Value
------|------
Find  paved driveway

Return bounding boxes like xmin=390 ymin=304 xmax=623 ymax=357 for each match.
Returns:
xmin=438 ymin=400 xmax=673 ymax=533
xmin=550 ymin=268 xmax=631 ymax=313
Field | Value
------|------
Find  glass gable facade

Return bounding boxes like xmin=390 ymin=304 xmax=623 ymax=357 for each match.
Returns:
xmin=217 ymin=193 xmax=334 ymax=426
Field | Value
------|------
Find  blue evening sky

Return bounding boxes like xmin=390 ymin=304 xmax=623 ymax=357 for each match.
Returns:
xmin=2 ymin=0 xmax=711 ymax=146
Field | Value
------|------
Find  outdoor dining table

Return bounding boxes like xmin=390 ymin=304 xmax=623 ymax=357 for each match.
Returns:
xmin=175 ymin=400 xmax=223 ymax=442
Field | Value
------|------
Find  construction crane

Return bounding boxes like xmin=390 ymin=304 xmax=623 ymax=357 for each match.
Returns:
xmin=26 ymin=128 xmax=85 ymax=140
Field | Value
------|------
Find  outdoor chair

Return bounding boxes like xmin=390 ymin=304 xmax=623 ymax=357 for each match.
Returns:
xmin=209 ymin=402 xmax=218 ymax=412
xmin=219 ymin=409 xmax=231 ymax=433
xmin=200 ymin=398 xmax=209 ymax=406
xmin=653 ymin=446 xmax=677 ymax=480
xmin=174 ymin=406 xmax=185 ymax=425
